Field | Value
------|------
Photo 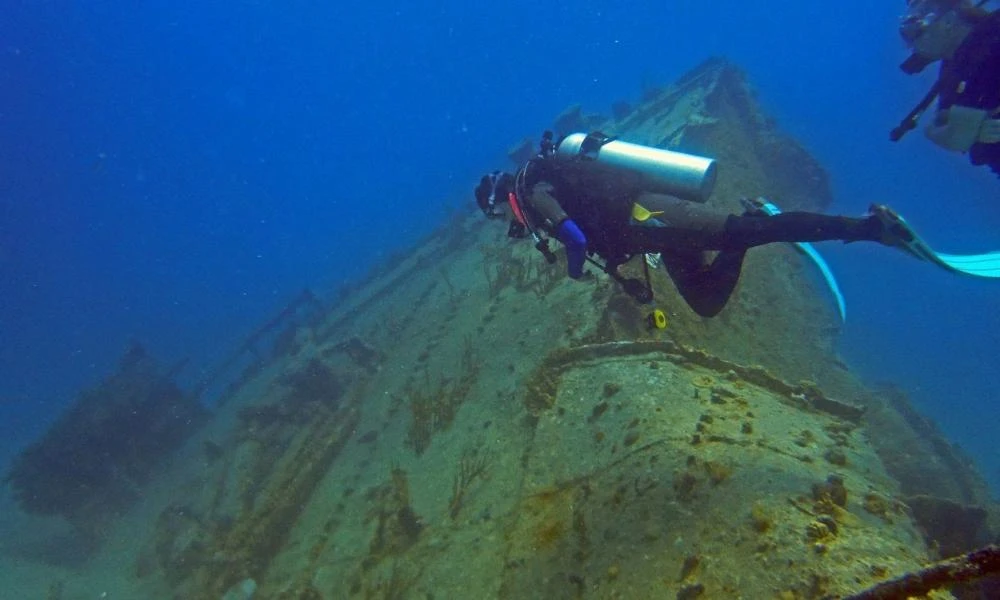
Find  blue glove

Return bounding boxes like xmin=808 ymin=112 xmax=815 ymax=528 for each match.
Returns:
xmin=557 ymin=219 xmax=587 ymax=278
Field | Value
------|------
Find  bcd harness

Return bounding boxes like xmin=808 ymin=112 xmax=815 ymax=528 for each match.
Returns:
xmin=513 ymin=150 xmax=656 ymax=303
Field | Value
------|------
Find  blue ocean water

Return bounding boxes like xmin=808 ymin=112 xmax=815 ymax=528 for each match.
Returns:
xmin=1 ymin=0 xmax=997 ymax=494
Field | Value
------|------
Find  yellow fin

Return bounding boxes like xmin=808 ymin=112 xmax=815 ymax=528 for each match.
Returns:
xmin=632 ymin=203 xmax=664 ymax=222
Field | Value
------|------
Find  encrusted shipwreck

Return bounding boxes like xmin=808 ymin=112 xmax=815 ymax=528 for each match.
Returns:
xmin=7 ymin=58 xmax=999 ymax=599
xmin=5 ymin=343 xmax=208 ymax=539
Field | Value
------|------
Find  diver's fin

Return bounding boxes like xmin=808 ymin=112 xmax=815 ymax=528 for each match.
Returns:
xmin=631 ymin=202 xmax=664 ymax=222
xmin=866 ymin=204 xmax=929 ymax=262
xmin=743 ymin=197 xmax=847 ymax=322
xmin=931 ymin=250 xmax=1000 ymax=278
xmin=868 ymin=204 xmax=1000 ymax=278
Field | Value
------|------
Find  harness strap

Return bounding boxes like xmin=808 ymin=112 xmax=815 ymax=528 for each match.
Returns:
xmin=508 ymin=191 xmax=527 ymax=226
xmin=578 ymin=131 xmax=617 ymax=159
xmin=487 ymin=171 xmax=501 ymax=208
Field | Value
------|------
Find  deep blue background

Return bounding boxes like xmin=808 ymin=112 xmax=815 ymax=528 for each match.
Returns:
xmin=2 ymin=1 xmax=997 ymax=491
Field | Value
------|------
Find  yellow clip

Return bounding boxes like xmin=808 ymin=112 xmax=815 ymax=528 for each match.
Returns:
xmin=652 ymin=309 xmax=667 ymax=329
xmin=632 ymin=203 xmax=664 ymax=223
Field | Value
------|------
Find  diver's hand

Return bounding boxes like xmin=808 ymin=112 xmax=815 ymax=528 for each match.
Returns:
xmin=977 ymin=117 xmax=1000 ymax=144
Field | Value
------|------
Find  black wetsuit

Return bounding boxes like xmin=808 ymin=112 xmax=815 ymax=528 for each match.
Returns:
xmin=517 ymin=155 xmax=883 ymax=317
xmin=937 ymin=12 xmax=1000 ymax=175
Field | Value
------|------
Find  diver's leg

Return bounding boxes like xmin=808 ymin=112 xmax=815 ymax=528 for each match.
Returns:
xmin=624 ymin=194 xmax=730 ymax=254
xmin=721 ymin=211 xmax=883 ymax=248
xmin=661 ymin=249 xmax=748 ymax=318
xmin=627 ymin=193 xmax=883 ymax=253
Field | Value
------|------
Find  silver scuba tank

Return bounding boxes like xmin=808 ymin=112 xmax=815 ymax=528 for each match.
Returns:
xmin=555 ymin=132 xmax=717 ymax=203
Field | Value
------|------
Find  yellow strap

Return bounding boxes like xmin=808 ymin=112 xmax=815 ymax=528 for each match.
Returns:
xmin=631 ymin=203 xmax=664 ymax=222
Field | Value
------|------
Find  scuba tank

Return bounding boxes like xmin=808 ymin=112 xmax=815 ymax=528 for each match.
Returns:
xmin=555 ymin=132 xmax=717 ymax=203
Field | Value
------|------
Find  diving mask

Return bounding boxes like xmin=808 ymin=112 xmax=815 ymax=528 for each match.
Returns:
xmin=899 ymin=0 xmax=972 ymax=60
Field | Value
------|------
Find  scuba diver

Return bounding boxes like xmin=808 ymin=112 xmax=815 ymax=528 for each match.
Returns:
xmin=892 ymin=0 xmax=1000 ymax=176
xmin=476 ymin=131 xmax=925 ymax=318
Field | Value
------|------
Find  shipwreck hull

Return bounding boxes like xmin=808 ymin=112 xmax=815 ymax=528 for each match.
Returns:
xmin=7 ymin=58 xmax=997 ymax=600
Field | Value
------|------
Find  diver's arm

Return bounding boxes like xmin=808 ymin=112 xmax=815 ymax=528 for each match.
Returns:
xmin=924 ymin=105 xmax=992 ymax=151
